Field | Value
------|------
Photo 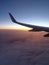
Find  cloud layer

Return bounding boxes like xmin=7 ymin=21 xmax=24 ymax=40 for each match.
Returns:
xmin=0 ymin=30 xmax=49 ymax=65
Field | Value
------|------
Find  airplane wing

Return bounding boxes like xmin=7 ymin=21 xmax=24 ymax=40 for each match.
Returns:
xmin=9 ymin=13 xmax=37 ymax=28
xmin=9 ymin=13 xmax=49 ymax=32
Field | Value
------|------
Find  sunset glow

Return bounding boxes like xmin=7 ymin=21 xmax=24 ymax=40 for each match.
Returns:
xmin=0 ymin=26 xmax=31 ymax=30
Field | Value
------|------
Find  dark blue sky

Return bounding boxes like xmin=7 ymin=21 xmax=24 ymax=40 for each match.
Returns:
xmin=0 ymin=0 xmax=49 ymax=29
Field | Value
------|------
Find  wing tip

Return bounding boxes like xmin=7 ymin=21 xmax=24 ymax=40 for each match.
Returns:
xmin=8 ymin=12 xmax=18 ymax=24
xmin=8 ymin=12 xmax=12 ymax=17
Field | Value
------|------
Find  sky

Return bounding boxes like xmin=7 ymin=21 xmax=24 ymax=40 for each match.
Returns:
xmin=0 ymin=0 xmax=49 ymax=29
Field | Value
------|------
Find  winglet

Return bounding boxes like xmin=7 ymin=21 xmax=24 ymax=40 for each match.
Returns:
xmin=9 ymin=13 xmax=18 ymax=23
